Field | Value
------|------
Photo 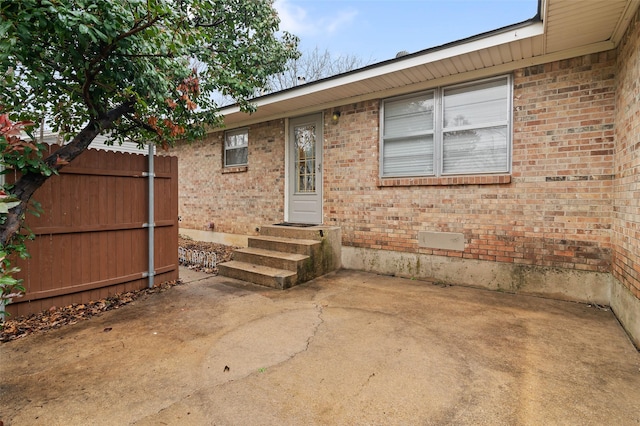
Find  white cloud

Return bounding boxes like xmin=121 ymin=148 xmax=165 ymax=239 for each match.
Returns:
xmin=325 ymin=9 xmax=359 ymax=34
xmin=274 ymin=0 xmax=358 ymax=37
xmin=274 ymin=0 xmax=310 ymax=36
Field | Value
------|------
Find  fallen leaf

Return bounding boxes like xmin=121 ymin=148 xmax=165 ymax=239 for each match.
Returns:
xmin=0 ymin=238 xmax=235 ymax=342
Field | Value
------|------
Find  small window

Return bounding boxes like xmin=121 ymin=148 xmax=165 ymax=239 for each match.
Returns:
xmin=381 ymin=75 xmax=511 ymax=177
xmin=224 ymin=128 xmax=248 ymax=167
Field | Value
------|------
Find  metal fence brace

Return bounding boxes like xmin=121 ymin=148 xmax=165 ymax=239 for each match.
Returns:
xmin=178 ymin=247 xmax=217 ymax=269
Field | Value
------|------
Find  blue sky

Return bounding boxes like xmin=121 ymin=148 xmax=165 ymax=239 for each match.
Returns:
xmin=274 ymin=0 xmax=539 ymax=63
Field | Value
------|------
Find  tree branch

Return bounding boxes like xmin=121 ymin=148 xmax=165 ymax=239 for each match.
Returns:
xmin=82 ymin=13 xmax=166 ymax=114
xmin=192 ymin=17 xmax=226 ymax=28
xmin=124 ymin=113 xmax=159 ymax=134
xmin=113 ymin=52 xmax=174 ymax=59
xmin=0 ymin=100 xmax=136 ymax=247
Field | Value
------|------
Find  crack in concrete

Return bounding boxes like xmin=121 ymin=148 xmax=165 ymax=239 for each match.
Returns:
xmin=303 ymin=302 xmax=325 ymax=352
xmin=178 ymin=275 xmax=213 ymax=285
xmin=193 ymin=303 xmax=327 ymax=395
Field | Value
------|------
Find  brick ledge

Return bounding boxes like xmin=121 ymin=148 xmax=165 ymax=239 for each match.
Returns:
xmin=222 ymin=165 xmax=248 ymax=174
xmin=378 ymin=175 xmax=511 ymax=187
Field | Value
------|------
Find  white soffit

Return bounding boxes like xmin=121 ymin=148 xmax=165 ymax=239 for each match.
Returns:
xmin=544 ymin=0 xmax=639 ymax=53
xmin=219 ymin=22 xmax=544 ymax=128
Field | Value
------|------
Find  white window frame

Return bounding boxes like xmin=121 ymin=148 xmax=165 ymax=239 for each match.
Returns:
xmin=224 ymin=127 xmax=248 ymax=167
xmin=380 ymin=75 xmax=512 ymax=178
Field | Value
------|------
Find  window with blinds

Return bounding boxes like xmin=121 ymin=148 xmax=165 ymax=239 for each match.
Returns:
xmin=224 ymin=128 xmax=248 ymax=167
xmin=381 ymin=75 xmax=511 ymax=177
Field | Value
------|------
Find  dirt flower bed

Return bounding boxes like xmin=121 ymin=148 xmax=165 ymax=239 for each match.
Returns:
xmin=1 ymin=238 xmax=236 ymax=342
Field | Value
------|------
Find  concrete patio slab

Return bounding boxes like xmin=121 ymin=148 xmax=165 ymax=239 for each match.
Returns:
xmin=1 ymin=268 xmax=639 ymax=425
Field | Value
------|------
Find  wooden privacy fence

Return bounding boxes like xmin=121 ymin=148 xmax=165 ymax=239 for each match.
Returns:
xmin=6 ymin=147 xmax=178 ymax=317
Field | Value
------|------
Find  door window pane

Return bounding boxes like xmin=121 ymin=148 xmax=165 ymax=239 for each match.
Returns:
xmin=295 ymin=124 xmax=316 ymax=193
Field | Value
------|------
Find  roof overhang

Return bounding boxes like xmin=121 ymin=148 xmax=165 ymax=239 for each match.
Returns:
xmin=216 ymin=0 xmax=640 ymax=130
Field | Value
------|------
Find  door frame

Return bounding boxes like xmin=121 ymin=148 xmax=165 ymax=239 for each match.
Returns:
xmin=284 ymin=113 xmax=324 ymax=224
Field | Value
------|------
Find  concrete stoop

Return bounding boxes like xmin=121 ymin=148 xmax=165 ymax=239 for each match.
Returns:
xmin=218 ymin=224 xmax=342 ymax=289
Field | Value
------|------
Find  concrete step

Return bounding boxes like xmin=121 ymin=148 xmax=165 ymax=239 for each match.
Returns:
xmin=233 ymin=247 xmax=309 ymax=272
xmin=217 ymin=261 xmax=298 ymax=290
xmin=249 ymin=235 xmax=321 ymax=257
xmin=217 ymin=225 xmax=341 ymax=289
xmin=260 ymin=224 xmax=327 ymax=240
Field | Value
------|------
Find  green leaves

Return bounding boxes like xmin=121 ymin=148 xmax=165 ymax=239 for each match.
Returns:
xmin=0 ymin=248 xmax=25 ymax=316
xmin=1 ymin=0 xmax=299 ymax=149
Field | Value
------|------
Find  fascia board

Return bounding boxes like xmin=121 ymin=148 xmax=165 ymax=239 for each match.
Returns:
xmin=214 ymin=38 xmax=614 ymax=132
xmin=611 ymin=0 xmax=640 ymax=44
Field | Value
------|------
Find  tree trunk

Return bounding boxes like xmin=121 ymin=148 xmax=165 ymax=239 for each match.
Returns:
xmin=0 ymin=101 xmax=135 ymax=247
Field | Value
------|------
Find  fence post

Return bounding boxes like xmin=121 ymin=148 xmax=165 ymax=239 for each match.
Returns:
xmin=146 ymin=144 xmax=155 ymax=288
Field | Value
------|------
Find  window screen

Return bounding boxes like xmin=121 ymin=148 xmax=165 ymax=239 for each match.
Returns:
xmin=224 ymin=128 xmax=248 ymax=167
xmin=381 ymin=76 xmax=511 ymax=177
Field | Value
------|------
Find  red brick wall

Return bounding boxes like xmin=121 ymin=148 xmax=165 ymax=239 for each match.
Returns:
xmin=175 ymin=53 xmax=618 ymax=274
xmin=613 ymin=9 xmax=640 ymax=299
xmin=170 ymin=119 xmax=286 ymax=235
xmin=323 ymin=53 xmax=616 ymax=273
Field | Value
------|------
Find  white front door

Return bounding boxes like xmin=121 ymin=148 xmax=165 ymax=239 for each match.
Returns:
xmin=288 ymin=113 xmax=323 ymax=224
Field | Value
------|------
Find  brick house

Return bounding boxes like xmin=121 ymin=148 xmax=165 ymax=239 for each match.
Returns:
xmin=171 ymin=0 xmax=640 ymax=348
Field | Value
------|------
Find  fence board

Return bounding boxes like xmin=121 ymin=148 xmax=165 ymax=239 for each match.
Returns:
xmin=6 ymin=147 xmax=178 ymax=317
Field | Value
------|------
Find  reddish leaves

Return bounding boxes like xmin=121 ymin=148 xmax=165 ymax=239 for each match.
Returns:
xmin=0 ymin=114 xmax=37 ymax=154
xmin=145 ymin=70 xmax=200 ymax=146
xmin=54 ymin=155 xmax=70 ymax=167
